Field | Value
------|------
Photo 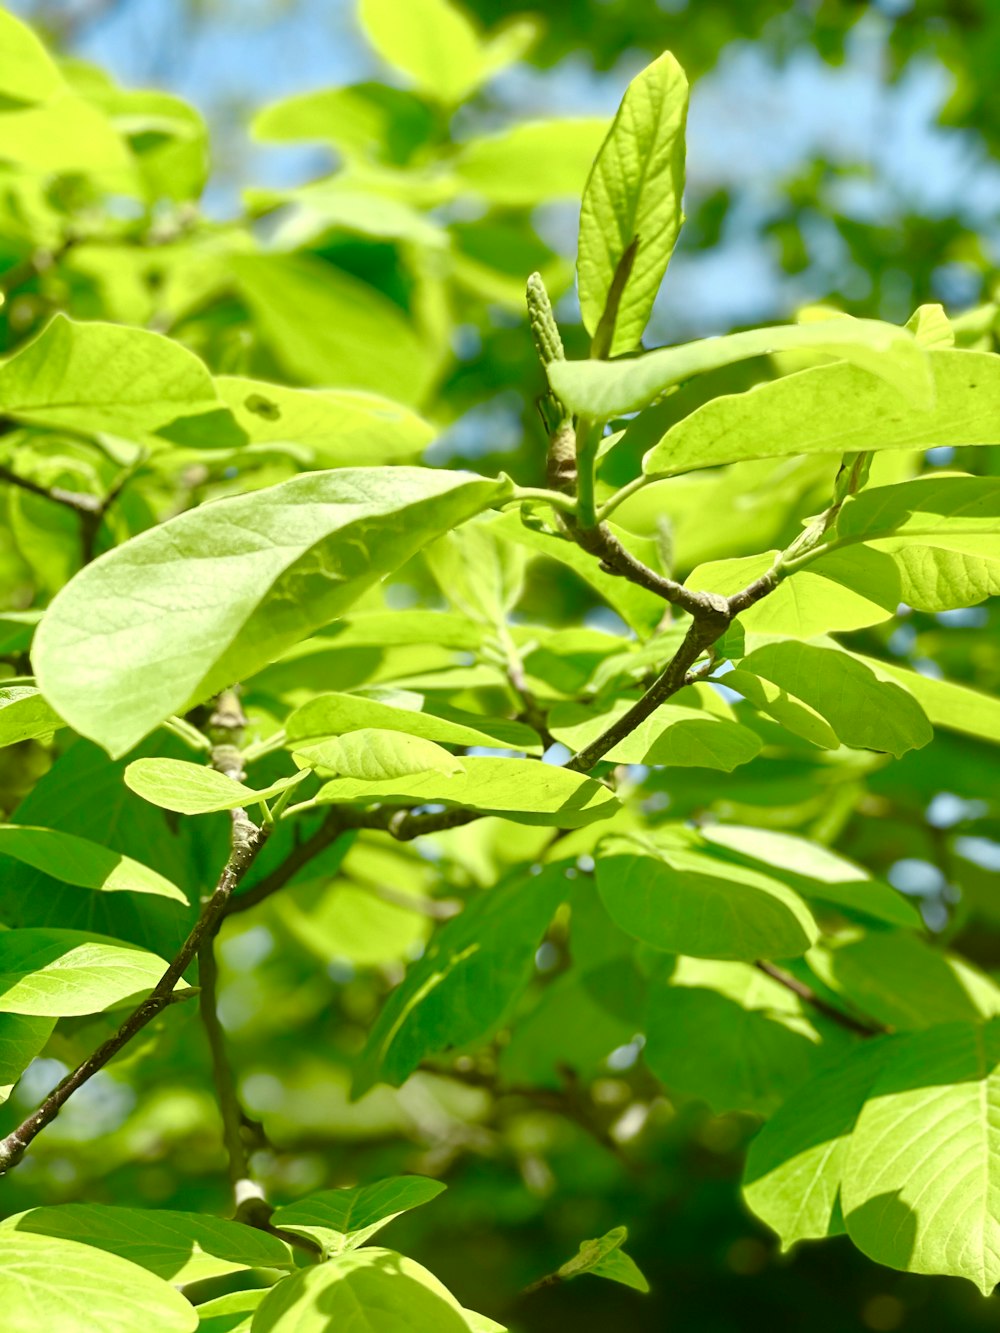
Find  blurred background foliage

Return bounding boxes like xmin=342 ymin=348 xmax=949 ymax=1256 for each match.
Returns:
xmin=2 ymin=1 xmax=1000 ymax=1329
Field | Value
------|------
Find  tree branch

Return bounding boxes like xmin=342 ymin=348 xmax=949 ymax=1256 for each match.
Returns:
xmin=754 ymin=961 xmax=887 ymax=1038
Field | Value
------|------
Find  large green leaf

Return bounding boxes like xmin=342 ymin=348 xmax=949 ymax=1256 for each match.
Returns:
xmin=842 ymin=1020 xmax=1000 ymax=1293
xmin=594 ymin=835 xmax=819 ymax=960
xmin=270 ymin=1177 xmax=446 ymax=1256
xmin=0 ymin=684 xmax=63 ymax=748
xmin=33 ymin=467 xmax=507 ymax=757
xmin=743 ymin=1039 xmax=894 ymax=1247
xmin=0 ymin=826 xmax=186 ymax=902
xmin=576 ymin=52 xmax=688 ymax=355
xmin=548 ymin=699 xmax=762 ymax=771
xmin=0 ymin=928 xmax=174 ymax=1016
xmin=853 ymin=654 xmax=1000 ymax=745
xmin=732 ymin=640 xmax=933 ymax=757
xmin=0 ymin=315 xmax=233 ymax=446
xmin=1 ymin=1205 xmax=293 ymax=1283
xmin=0 ymin=1232 xmax=197 ymax=1333
xmin=292 ymin=730 xmax=463 ymax=780
xmin=836 ymin=475 xmax=1000 ymax=545
xmin=455 ymin=119 xmax=608 ymax=206
xmin=194 ymin=1290 xmax=263 ymax=1333
xmin=642 ymin=349 xmax=1000 ymax=476
xmin=553 ymin=317 xmax=930 ymax=420
xmin=251 ymin=83 xmax=434 ymax=162
xmin=285 ymin=691 xmax=541 ymax=754
xmin=314 ymin=757 xmax=618 ymax=828
xmin=645 ymin=958 xmax=848 ymax=1114
xmin=0 ymin=1012 xmax=55 ymax=1103
xmin=124 ymin=759 xmax=305 ymax=815
xmin=0 ymin=9 xmax=64 ymax=101
xmin=355 ymin=865 xmax=568 ymax=1094
xmin=252 ymin=1247 xmax=474 ymax=1333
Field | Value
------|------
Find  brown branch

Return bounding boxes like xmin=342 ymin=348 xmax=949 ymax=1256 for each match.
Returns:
xmin=755 ymin=961 xmax=887 ymax=1038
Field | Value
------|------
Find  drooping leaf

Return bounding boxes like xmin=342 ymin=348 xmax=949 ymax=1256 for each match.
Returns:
xmin=852 ymin=654 xmax=1000 ymax=745
xmin=553 ymin=317 xmax=930 ymax=420
xmin=642 ymin=349 xmax=1000 ymax=477
xmin=456 ymin=119 xmax=608 ymax=206
xmin=270 ymin=1176 xmax=446 ymax=1256
xmin=0 ymin=928 xmax=175 ymax=1016
xmin=595 ymin=835 xmax=818 ymax=961
xmin=548 ymin=699 xmax=762 ymax=772
xmin=0 ymin=684 xmax=63 ymax=748
xmin=293 ymin=729 xmax=463 ymax=781
xmin=33 ymin=467 xmax=508 ymax=758
xmin=576 ymin=52 xmax=688 ymax=355
xmin=0 ymin=1012 xmax=55 ymax=1103
xmin=841 ymin=1019 xmax=1000 ymax=1294
xmin=0 ymin=826 xmax=186 ymax=902
xmin=315 ymin=756 xmax=619 ymax=828
xmin=355 ymin=864 xmax=568 ymax=1094
xmin=1 ymin=1205 xmax=293 ymax=1283
xmin=124 ymin=758 xmax=305 ymax=816
xmin=0 ymin=1232 xmax=197 ymax=1333
xmin=194 ymin=1290 xmax=263 ymax=1333
xmin=286 ymin=690 xmax=540 ymax=754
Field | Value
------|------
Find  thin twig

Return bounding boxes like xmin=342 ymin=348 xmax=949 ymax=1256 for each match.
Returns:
xmin=755 ymin=961 xmax=887 ymax=1038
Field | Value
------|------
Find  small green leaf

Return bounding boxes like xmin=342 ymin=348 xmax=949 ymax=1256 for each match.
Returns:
xmin=294 ymin=729 xmax=464 ymax=780
xmin=315 ymin=756 xmax=619 ymax=828
xmin=577 ymin=52 xmax=688 ymax=355
xmin=456 ymin=119 xmax=608 ymax=206
xmin=195 ymin=1290 xmax=263 ymax=1333
xmin=556 ymin=1227 xmax=649 ymax=1293
xmin=0 ymin=1013 xmax=55 ymax=1103
xmin=0 ymin=826 xmax=186 ymax=902
xmin=595 ymin=835 xmax=819 ymax=961
xmin=286 ymin=691 xmax=540 ymax=754
xmin=124 ymin=758 xmax=304 ymax=815
xmin=270 ymin=1176 xmax=446 ymax=1255
xmin=0 ymin=1232 xmax=197 ymax=1333
xmin=1 ymin=1205 xmax=293 ymax=1283
xmin=0 ymin=684 xmax=63 ymax=749
xmin=0 ymin=928 xmax=176 ymax=1016
xmin=34 ymin=467 xmax=507 ymax=758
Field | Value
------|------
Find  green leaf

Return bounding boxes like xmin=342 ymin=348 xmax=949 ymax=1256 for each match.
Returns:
xmin=836 ymin=475 xmax=1000 ymax=544
xmin=808 ymin=931 xmax=1000 ymax=1032
xmin=841 ymin=1019 xmax=1000 ymax=1294
xmin=0 ymin=684 xmax=63 ymax=748
xmin=195 ymin=1290 xmax=263 ymax=1333
xmin=270 ymin=1176 xmax=446 ymax=1256
xmin=355 ymin=864 xmax=568 ymax=1094
xmin=595 ymin=835 xmax=819 ymax=961
xmin=251 ymin=83 xmax=434 ymax=162
xmin=1 ymin=1205 xmax=293 ymax=1283
xmin=215 ymin=376 xmax=433 ymax=467
xmin=34 ymin=467 xmax=507 ymax=758
xmin=0 ymin=1012 xmax=55 ymax=1103
xmin=552 ymin=316 xmax=930 ymax=421
xmin=0 ymin=10 xmax=64 ymax=102
xmin=699 ymin=825 xmax=920 ymax=928
xmin=293 ymin=729 xmax=464 ymax=780
xmin=124 ymin=759 xmax=305 ymax=815
xmin=590 ymin=1247 xmax=650 ymax=1293
xmin=556 ymin=1227 xmax=649 ymax=1293
xmin=0 ymin=95 xmax=131 ymax=173
xmin=252 ymin=1248 xmax=477 ymax=1332
xmin=0 ymin=1232 xmax=198 ymax=1333
xmin=315 ymin=756 xmax=619 ymax=828
xmin=425 ymin=518 xmax=526 ymax=625
xmin=851 ymin=654 xmax=1000 ymax=745
xmin=733 ymin=640 xmax=933 ymax=757
xmin=576 ymin=52 xmax=688 ymax=355
xmin=743 ymin=1038 xmax=894 ymax=1247
xmin=642 ymin=348 xmax=1000 ymax=477
xmin=0 ymin=826 xmax=186 ymax=902
xmin=455 ymin=119 xmax=609 ymax=206
xmin=0 ymin=928 xmax=175 ymax=1016
xmin=548 ymin=699 xmax=762 ymax=772
xmin=645 ymin=956 xmax=848 ymax=1114
xmin=286 ymin=691 xmax=540 ymax=754
xmin=0 ymin=315 xmax=232 ymax=446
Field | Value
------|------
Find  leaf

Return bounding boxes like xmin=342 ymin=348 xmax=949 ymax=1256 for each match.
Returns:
xmin=576 ymin=52 xmax=688 ymax=355
xmin=556 ymin=1227 xmax=649 ymax=1293
xmin=294 ymin=729 xmax=463 ymax=781
xmin=0 ymin=826 xmax=186 ymax=902
xmin=424 ymin=518 xmax=527 ymax=625
xmin=0 ymin=684 xmax=63 ymax=748
xmin=836 ymin=476 xmax=1000 ymax=545
xmin=852 ymin=654 xmax=1000 ymax=745
xmin=34 ymin=467 xmax=507 ymax=758
xmin=743 ymin=1038 xmax=894 ymax=1247
xmin=0 ymin=1232 xmax=197 ymax=1333
xmin=251 ymin=83 xmax=434 ymax=162
xmin=0 ymin=1012 xmax=55 ymax=1103
xmin=124 ymin=759 xmax=305 ymax=815
xmin=0 ymin=314 xmax=233 ymax=447
xmin=552 ymin=317 xmax=931 ymax=421
xmin=315 ymin=756 xmax=619 ymax=828
xmin=215 ymin=377 xmax=433 ymax=467
xmin=595 ymin=835 xmax=819 ymax=961
xmin=232 ymin=253 xmax=435 ymax=405
xmin=355 ymin=864 xmax=568 ymax=1094
xmin=645 ymin=957 xmax=849 ymax=1114
xmin=1 ymin=1205 xmax=293 ymax=1283
xmin=455 ymin=119 xmax=609 ymax=206
xmin=699 ymin=825 xmax=920 ymax=928
xmin=642 ymin=348 xmax=1000 ymax=477
xmin=590 ymin=1247 xmax=650 ymax=1293
xmin=195 ymin=1290 xmax=263 ymax=1333
xmin=0 ymin=9 xmax=64 ymax=102
xmin=734 ymin=640 xmax=933 ymax=758
xmin=270 ymin=1176 xmax=446 ymax=1256
xmin=286 ymin=691 xmax=540 ymax=753
xmin=548 ymin=699 xmax=762 ymax=772
xmin=0 ymin=928 xmax=175 ymax=1016
xmin=841 ymin=1019 xmax=1000 ymax=1293
xmin=253 ymin=1247 xmax=475 ymax=1333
